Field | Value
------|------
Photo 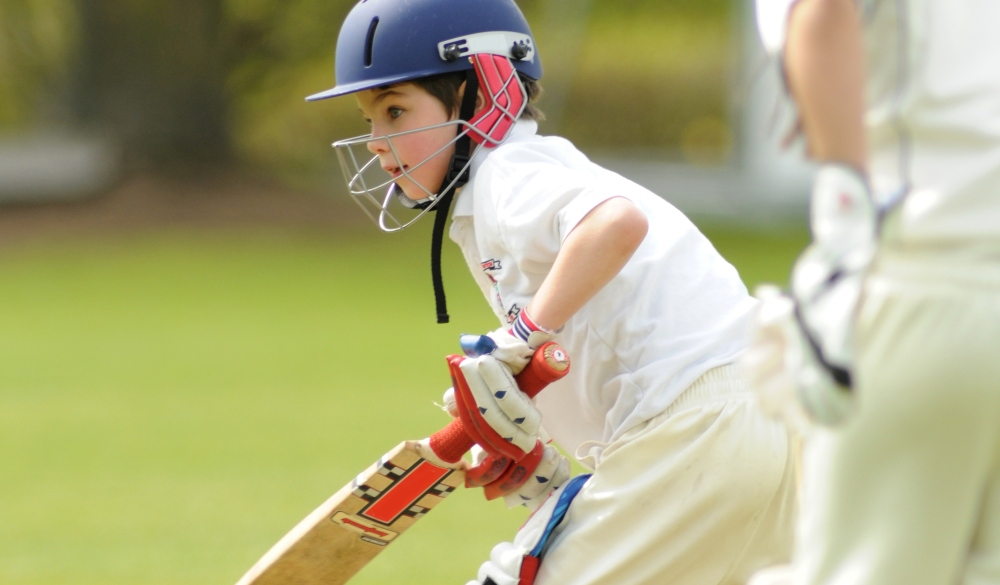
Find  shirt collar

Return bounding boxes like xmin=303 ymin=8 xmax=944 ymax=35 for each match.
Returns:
xmin=452 ymin=119 xmax=539 ymax=218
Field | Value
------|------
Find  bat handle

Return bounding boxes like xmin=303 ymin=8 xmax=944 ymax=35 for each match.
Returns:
xmin=515 ymin=341 xmax=571 ymax=399
xmin=428 ymin=341 xmax=570 ymax=464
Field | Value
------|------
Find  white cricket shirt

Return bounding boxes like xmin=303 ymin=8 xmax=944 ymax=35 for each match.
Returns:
xmin=757 ymin=0 xmax=1000 ymax=248
xmin=449 ymin=120 xmax=756 ymax=465
xmin=863 ymin=0 xmax=1000 ymax=248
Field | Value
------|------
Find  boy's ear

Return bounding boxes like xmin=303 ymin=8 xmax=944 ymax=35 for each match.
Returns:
xmin=475 ymin=85 xmax=486 ymax=113
xmin=456 ymin=80 xmax=488 ymax=118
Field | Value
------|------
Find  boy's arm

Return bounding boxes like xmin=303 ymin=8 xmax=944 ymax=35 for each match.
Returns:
xmin=449 ymin=197 xmax=645 ymax=499
xmin=528 ymin=197 xmax=648 ymax=332
xmin=783 ymin=0 xmax=868 ymax=171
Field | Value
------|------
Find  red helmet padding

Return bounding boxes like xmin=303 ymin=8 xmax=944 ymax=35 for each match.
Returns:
xmin=468 ymin=54 xmax=526 ymax=148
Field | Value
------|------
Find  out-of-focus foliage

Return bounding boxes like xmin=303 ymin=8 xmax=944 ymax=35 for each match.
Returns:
xmin=0 ymin=0 xmax=77 ymax=130
xmin=558 ymin=4 xmax=734 ymax=160
xmin=223 ymin=0 xmax=361 ymax=182
xmin=1 ymin=0 xmax=734 ymax=177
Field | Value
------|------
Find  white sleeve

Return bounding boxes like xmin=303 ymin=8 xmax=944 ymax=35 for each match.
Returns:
xmin=756 ymin=0 xmax=800 ymax=54
xmin=492 ymin=165 xmax=622 ymax=273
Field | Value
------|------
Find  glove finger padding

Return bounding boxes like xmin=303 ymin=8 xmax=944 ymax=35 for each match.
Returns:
xmin=481 ymin=441 xmax=544 ymax=501
xmin=502 ymin=445 xmax=571 ymax=511
xmin=478 ymin=357 xmax=542 ymax=435
xmin=450 ymin=355 xmax=527 ymax=461
xmin=466 ymin=446 xmax=513 ymax=488
xmin=459 ymin=356 xmax=540 ymax=455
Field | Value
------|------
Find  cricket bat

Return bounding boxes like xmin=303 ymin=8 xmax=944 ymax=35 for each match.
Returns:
xmin=235 ymin=340 xmax=570 ymax=585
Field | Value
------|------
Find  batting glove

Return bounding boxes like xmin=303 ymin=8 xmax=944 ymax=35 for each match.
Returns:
xmin=466 ymin=474 xmax=590 ymax=585
xmin=740 ymin=284 xmax=853 ymax=430
xmin=457 ymin=354 xmax=543 ymax=455
xmin=485 ymin=308 xmax=558 ymax=376
xmin=502 ymin=443 xmax=571 ymax=511
xmin=444 ymin=384 xmax=569 ymax=509
xmin=464 ymin=443 xmax=571 ymax=511
xmin=790 ymin=164 xmax=876 ymax=388
xmin=741 ymin=164 xmax=876 ymax=429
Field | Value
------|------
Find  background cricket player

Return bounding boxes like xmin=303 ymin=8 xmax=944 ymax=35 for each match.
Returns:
xmin=307 ymin=0 xmax=796 ymax=583
xmin=742 ymin=0 xmax=1000 ymax=583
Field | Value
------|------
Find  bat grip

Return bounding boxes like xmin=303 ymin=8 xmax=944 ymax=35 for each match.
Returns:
xmin=428 ymin=341 xmax=570 ymax=464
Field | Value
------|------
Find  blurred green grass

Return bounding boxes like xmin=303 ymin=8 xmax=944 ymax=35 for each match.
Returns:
xmin=0 ymin=223 xmax=806 ymax=585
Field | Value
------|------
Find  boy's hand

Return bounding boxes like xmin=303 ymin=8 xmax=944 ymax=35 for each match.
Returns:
xmin=442 ymin=389 xmax=569 ymax=509
xmin=499 ymin=443 xmax=571 ymax=511
xmin=464 ymin=443 xmax=571 ymax=510
xmin=483 ymin=308 xmax=558 ymax=375
xmin=449 ymin=334 xmax=569 ymax=460
xmin=739 ymin=285 xmax=854 ymax=428
xmin=458 ymin=355 xmax=542 ymax=455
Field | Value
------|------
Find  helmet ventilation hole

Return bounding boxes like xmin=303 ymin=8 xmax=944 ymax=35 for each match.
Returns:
xmin=364 ymin=17 xmax=379 ymax=67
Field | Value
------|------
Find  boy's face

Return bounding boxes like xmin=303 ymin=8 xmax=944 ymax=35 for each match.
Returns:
xmin=356 ymin=83 xmax=457 ymax=202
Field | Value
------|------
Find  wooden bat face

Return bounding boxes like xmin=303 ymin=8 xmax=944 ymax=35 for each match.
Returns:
xmin=236 ymin=442 xmax=464 ymax=585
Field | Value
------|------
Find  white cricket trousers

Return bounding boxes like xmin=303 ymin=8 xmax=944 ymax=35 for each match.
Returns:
xmin=535 ymin=363 xmax=796 ymax=585
xmin=752 ymin=248 xmax=1000 ymax=585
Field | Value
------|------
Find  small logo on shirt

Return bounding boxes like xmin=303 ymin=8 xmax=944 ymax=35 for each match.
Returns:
xmin=481 ymin=258 xmax=503 ymax=272
xmin=506 ymin=304 xmax=521 ymax=325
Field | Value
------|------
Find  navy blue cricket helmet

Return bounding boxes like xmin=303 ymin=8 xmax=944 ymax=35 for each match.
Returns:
xmin=306 ymin=0 xmax=542 ymax=101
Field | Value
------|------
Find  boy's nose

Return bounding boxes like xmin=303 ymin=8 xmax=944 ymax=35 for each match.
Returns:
xmin=366 ymin=135 xmax=389 ymax=155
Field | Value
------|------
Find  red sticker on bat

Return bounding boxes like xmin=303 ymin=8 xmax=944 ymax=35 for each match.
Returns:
xmin=360 ymin=461 xmax=451 ymax=524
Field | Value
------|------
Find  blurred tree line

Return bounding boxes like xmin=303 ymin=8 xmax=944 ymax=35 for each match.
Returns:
xmin=0 ymin=0 xmax=733 ymax=181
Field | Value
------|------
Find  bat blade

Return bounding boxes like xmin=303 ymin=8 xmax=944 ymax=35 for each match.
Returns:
xmin=236 ymin=441 xmax=464 ymax=585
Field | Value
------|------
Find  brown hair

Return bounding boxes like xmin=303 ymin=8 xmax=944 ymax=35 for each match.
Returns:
xmin=412 ymin=71 xmax=544 ymax=122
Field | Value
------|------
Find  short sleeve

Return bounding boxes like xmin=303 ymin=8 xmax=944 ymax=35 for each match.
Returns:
xmin=756 ymin=0 xmax=799 ymax=54
xmin=556 ymin=188 xmax=632 ymax=243
xmin=488 ymin=162 xmax=627 ymax=276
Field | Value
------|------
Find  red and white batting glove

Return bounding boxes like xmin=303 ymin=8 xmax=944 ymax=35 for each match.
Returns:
xmin=739 ymin=284 xmax=854 ymax=430
xmin=486 ymin=308 xmax=559 ymax=376
xmin=442 ymin=388 xmax=570 ymax=509
xmin=501 ymin=443 xmax=571 ymax=511
xmin=447 ymin=308 xmax=558 ymax=457
xmin=741 ymin=165 xmax=874 ymax=429
xmin=465 ymin=442 xmax=571 ymax=511
xmin=458 ymin=354 xmax=543 ymax=454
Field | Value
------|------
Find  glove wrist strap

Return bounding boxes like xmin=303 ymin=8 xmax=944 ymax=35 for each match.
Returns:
xmin=510 ymin=308 xmax=560 ymax=344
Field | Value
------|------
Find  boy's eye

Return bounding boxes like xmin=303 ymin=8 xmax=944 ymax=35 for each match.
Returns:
xmin=388 ymin=107 xmax=403 ymax=119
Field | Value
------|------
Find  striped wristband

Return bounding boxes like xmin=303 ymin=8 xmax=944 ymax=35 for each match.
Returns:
xmin=509 ymin=308 xmax=560 ymax=344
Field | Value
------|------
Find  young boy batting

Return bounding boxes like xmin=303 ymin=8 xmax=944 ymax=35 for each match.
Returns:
xmin=307 ymin=1 xmax=795 ymax=583
xmin=743 ymin=0 xmax=1000 ymax=583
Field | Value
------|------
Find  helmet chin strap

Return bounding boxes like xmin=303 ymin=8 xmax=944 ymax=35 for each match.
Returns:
xmin=430 ymin=68 xmax=481 ymax=324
